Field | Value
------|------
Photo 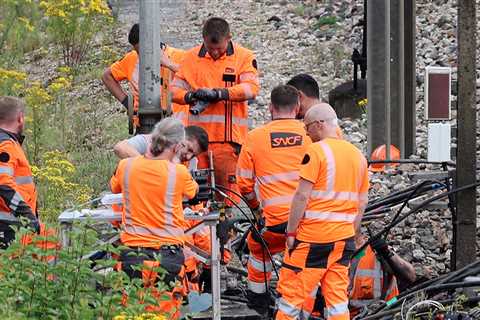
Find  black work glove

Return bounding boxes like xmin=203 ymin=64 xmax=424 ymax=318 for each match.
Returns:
xmin=184 ymin=91 xmax=197 ymax=105
xmin=194 ymin=88 xmax=219 ymax=102
xmin=194 ymin=88 xmax=229 ymax=102
xmin=371 ymin=237 xmax=394 ymax=259
xmin=121 ymin=96 xmax=129 ymax=109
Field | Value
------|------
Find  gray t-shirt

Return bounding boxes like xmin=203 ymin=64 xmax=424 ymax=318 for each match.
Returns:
xmin=126 ymin=134 xmax=152 ymax=155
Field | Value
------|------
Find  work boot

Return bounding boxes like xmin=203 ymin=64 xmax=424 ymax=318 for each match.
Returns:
xmin=246 ymin=290 xmax=274 ymax=318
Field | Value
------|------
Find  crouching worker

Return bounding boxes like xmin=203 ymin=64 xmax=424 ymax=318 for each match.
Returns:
xmin=110 ymin=118 xmax=199 ymax=318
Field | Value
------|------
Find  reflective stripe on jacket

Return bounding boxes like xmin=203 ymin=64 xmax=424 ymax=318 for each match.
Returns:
xmin=297 ymin=138 xmax=369 ymax=243
xmin=0 ymin=129 xmax=37 ymax=221
xmin=110 ymin=156 xmax=198 ymax=247
xmin=171 ymin=41 xmax=259 ymax=144
xmin=349 ymin=245 xmax=399 ymax=313
xmin=237 ymin=119 xmax=310 ymax=226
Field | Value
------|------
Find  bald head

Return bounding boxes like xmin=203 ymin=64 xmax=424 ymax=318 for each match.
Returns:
xmin=303 ymin=103 xmax=338 ymax=142
xmin=304 ymin=103 xmax=337 ymax=125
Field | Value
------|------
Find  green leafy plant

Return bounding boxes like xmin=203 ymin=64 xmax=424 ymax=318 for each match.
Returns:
xmin=314 ymin=15 xmax=337 ymax=29
xmin=39 ymin=0 xmax=113 ymax=67
xmin=0 ymin=222 xmax=174 ymax=318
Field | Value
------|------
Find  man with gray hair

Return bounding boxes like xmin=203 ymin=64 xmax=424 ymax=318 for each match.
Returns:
xmin=0 ymin=96 xmax=40 ymax=248
xmin=110 ymin=117 xmax=199 ymax=316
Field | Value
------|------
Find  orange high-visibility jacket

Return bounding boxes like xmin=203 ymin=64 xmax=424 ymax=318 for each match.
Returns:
xmin=171 ymin=41 xmax=260 ymax=144
xmin=297 ymin=138 xmax=369 ymax=243
xmin=237 ymin=119 xmax=311 ymax=226
xmin=349 ymin=245 xmax=399 ymax=313
xmin=110 ymin=156 xmax=198 ymax=248
xmin=0 ymin=129 xmax=38 ymax=223
xmin=109 ymin=46 xmax=187 ymax=126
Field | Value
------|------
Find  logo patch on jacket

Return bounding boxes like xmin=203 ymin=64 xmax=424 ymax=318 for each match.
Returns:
xmin=270 ymin=132 xmax=303 ymax=148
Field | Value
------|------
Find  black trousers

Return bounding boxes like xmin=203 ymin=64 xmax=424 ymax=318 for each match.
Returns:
xmin=119 ymin=245 xmax=185 ymax=288
xmin=0 ymin=223 xmax=16 ymax=249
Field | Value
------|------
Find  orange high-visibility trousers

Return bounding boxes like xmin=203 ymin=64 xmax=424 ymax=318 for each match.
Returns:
xmin=275 ymin=238 xmax=355 ymax=320
xmin=197 ymin=142 xmax=240 ymax=202
xmin=247 ymin=226 xmax=286 ymax=293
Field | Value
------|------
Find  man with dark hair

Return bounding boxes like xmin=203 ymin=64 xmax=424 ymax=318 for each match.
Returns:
xmin=287 ymin=73 xmax=321 ymax=119
xmin=171 ymin=17 xmax=259 ymax=200
xmin=0 ymin=96 xmax=40 ymax=248
xmin=114 ymin=124 xmax=208 ymax=163
xmin=236 ymin=85 xmax=310 ymax=316
xmin=102 ymin=23 xmax=189 ymax=128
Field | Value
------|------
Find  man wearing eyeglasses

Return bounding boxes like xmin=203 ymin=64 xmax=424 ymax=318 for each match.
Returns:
xmin=275 ymin=104 xmax=369 ymax=320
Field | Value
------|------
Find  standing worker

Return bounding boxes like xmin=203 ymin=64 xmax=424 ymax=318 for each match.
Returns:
xmin=0 ymin=97 xmax=40 ymax=248
xmin=275 ymin=104 xmax=369 ymax=320
xmin=236 ymin=85 xmax=310 ymax=315
xmin=102 ymin=23 xmax=189 ymax=128
xmin=110 ymin=118 xmax=199 ymax=317
xmin=171 ymin=17 xmax=259 ymax=197
xmin=287 ymin=74 xmax=343 ymax=139
xmin=286 ymin=74 xmax=322 ymax=119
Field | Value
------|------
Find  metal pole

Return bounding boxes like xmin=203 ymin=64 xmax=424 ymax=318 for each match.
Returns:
xmin=367 ymin=0 xmax=390 ymax=156
xmin=404 ymin=0 xmax=416 ymax=157
xmin=390 ymin=0 xmax=405 ymax=157
xmin=454 ymin=0 xmax=477 ymax=269
xmin=210 ymin=221 xmax=221 ymax=320
xmin=139 ymin=0 xmax=163 ymax=134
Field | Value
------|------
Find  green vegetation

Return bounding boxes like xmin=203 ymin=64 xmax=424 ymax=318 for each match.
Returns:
xmin=0 ymin=223 xmax=173 ymax=319
xmin=0 ymin=0 xmax=126 ymax=222
xmin=314 ymin=15 xmax=337 ymax=29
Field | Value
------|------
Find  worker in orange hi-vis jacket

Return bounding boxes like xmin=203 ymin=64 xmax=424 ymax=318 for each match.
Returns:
xmin=102 ymin=23 xmax=189 ymax=127
xmin=275 ymin=104 xmax=369 ymax=320
xmin=287 ymin=74 xmax=343 ymax=139
xmin=0 ymin=97 xmax=59 ymax=260
xmin=235 ymin=85 xmax=311 ymax=315
xmin=110 ymin=118 xmax=199 ymax=318
xmin=170 ymin=17 xmax=259 ymax=200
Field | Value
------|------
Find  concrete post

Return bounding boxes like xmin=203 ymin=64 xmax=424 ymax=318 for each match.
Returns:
xmin=139 ymin=0 xmax=163 ymax=134
xmin=390 ymin=0 xmax=405 ymax=157
xmin=454 ymin=0 xmax=477 ymax=269
xmin=367 ymin=0 xmax=390 ymax=156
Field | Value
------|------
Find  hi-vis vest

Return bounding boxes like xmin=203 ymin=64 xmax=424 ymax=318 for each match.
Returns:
xmin=297 ymin=138 xmax=369 ymax=243
xmin=0 ymin=129 xmax=37 ymax=220
xmin=110 ymin=156 xmax=198 ymax=248
xmin=349 ymin=245 xmax=399 ymax=314
xmin=237 ymin=119 xmax=311 ymax=226
xmin=171 ymin=41 xmax=259 ymax=145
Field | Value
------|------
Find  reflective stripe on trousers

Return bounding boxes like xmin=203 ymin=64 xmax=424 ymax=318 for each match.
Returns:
xmin=248 ymin=254 xmax=272 ymax=272
xmin=325 ymin=301 xmax=349 ymax=318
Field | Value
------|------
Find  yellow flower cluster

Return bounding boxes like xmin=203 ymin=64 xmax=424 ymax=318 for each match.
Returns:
xmin=26 ymin=83 xmax=52 ymax=107
xmin=357 ymin=98 xmax=368 ymax=108
xmin=114 ymin=314 xmax=167 ymax=320
xmin=18 ymin=16 xmax=35 ymax=32
xmin=40 ymin=0 xmax=110 ymax=19
xmin=49 ymin=76 xmax=72 ymax=92
xmin=0 ymin=68 xmax=27 ymax=81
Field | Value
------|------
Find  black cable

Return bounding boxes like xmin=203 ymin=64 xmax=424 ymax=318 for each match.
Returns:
xmin=368 ymin=159 xmax=456 ymax=167
xmin=389 ymin=180 xmax=447 ymax=226
xmin=364 ymin=182 xmax=480 ymax=315
xmin=353 ymin=182 xmax=478 ymax=258
xmin=211 ymin=186 xmax=279 ymax=279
